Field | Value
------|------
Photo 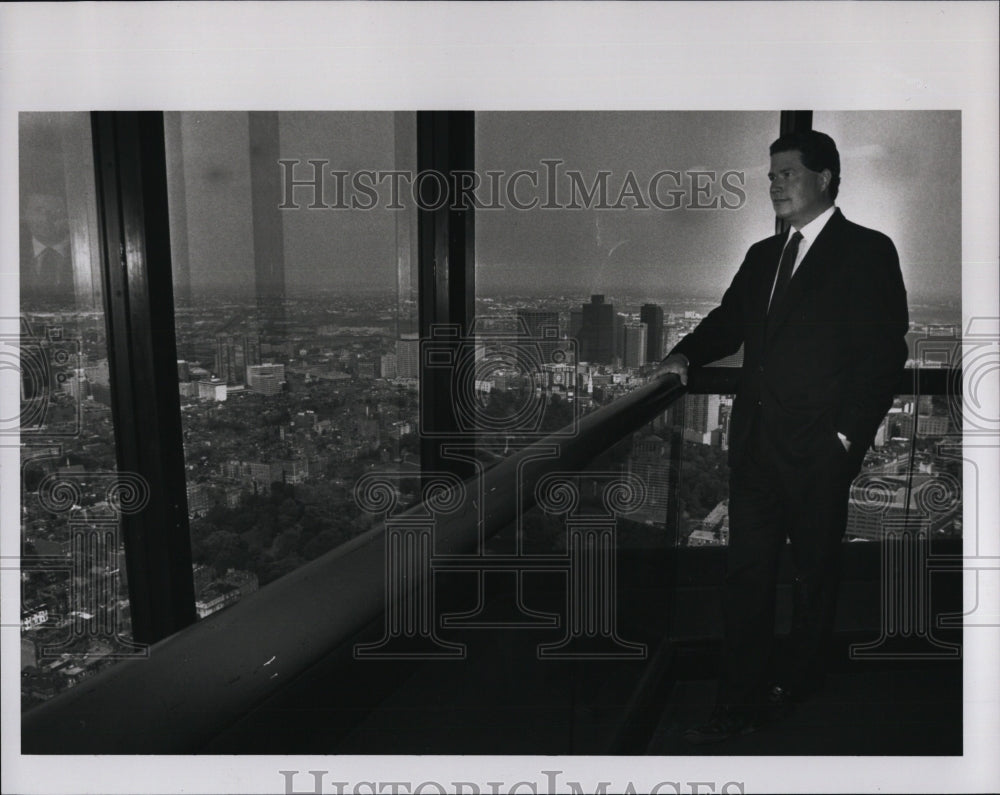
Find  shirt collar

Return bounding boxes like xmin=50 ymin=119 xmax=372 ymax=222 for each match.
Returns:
xmin=33 ymin=237 xmax=70 ymax=258
xmin=790 ymin=204 xmax=837 ymax=245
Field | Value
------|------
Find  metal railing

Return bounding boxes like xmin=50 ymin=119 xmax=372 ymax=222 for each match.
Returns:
xmin=22 ymin=365 xmax=957 ymax=752
xmin=22 ymin=372 xmax=691 ymax=753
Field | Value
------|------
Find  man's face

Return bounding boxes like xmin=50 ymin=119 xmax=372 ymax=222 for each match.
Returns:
xmin=25 ymin=193 xmax=69 ymax=245
xmin=768 ymin=150 xmax=832 ymax=229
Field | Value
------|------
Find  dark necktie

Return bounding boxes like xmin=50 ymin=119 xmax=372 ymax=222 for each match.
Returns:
xmin=38 ymin=247 xmax=65 ymax=284
xmin=768 ymin=230 xmax=803 ymax=314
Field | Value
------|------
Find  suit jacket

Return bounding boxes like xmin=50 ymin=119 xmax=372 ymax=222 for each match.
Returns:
xmin=670 ymin=209 xmax=909 ymax=470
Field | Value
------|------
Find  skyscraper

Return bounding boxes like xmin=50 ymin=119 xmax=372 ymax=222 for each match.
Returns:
xmin=683 ymin=393 xmax=723 ymax=445
xmin=396 ymin=333 xmax=420 ymax=379
xmin=579 ymin=295 xmax=618 ymax=365
xmin=623 ymin=322 xmax=648 ymax=368
xmin=640 ymin=303 xmax=664 ymax=363
xmin=380 ymin=353 xmax=398 ymax=379
xmin=627 ymin=433 xmax=671 ymax=526
xmin=614 ymin=313 xmax=626 ymax=365
xmin=214 ymin=333 xmax=262 ymax=385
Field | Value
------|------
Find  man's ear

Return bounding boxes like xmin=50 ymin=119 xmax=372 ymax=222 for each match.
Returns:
xmin=819 ymin=169 xmax=833 ymax=194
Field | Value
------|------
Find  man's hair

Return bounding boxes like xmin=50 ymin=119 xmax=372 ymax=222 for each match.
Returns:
xmin=769 ymin=130 xmax=841 ymax=200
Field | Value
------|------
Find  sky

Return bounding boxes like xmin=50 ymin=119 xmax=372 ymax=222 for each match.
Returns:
xmin=29 ymin=110 xmax=959 ymax=304
xmin=476 ymin=111 xmax=961 ymax=301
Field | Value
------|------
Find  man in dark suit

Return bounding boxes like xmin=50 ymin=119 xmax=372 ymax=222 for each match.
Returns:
xmin=656 ymin=130 xmax=909 ymax=743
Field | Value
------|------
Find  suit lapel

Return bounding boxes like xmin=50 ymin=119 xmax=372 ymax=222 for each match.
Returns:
xmin=751 ymin=236 xmax=785 ymax=349
xmin=764 ymin=210 xmax=845 ymax=346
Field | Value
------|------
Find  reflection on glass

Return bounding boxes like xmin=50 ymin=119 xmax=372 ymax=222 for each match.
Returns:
xmin=812 ymin=111 xmax=962 ymax=366
xmin=165 ymin=112 xmax=418 ymax=615
xmin=475 ymin=112 xmax=779 ymax=556
xmin=476 ymin=111 xmax=962 ymax=550
xmin=19 ymin=113 xmax=131 ymax=710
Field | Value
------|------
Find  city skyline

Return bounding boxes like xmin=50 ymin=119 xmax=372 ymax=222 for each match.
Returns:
xmin=13 ymin=107 xmax=971 ymax=742
xmin=17 ymin=282 xmax=964 ymax=712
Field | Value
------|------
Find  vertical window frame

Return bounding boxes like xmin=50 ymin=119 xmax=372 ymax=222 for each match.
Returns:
xmin=91 ymin=111 xmax=196 ymax=643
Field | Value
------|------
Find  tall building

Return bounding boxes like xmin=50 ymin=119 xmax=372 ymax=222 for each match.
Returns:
xmin=623 ymin=323 xmax=648 ymax=368
xmin=579 ymin=295 xmax=618 ymax=365
xmin=214 ymin=333 xmax=261 ymax=385
xmin=380 ymin=353 xmax=398 ymax=379
xmin=396 ymin=333 xmax=420 ymax=379
xmin=247 ymin=363 xmax=286 ymax=396
xmin=640 ymin=303 xmax=664 ymax=363
xmin=683 ymin=393 xmax=722 ymax=445
xmin=718 ymin=402 xmax=732 ymax=451
xmin=845 ymin=474 xmax=958 ymax=541
xmin=516 ymin=309 xmax=561 ymax=365
xmin=614 ymin=313 xmax=626 ymax=365
xmin=627 ymin=433 xmax=671 ymax=526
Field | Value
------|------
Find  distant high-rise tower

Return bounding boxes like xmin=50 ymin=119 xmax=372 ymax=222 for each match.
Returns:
xmin=580 ymin=295 xmax=618 ymax=365
xmin=380 ymin=353 xmax=398 ymax=379
xmin=623 ymin=322 xmax=648 ymax=368
xmin=640 ymin=303 xmax=664 ymax=363
xmin=214 ymin=333 xmax=262 ymax=385
xmin=627 ymin=433 xmax=671 ymax=526
xmin=684 ymin=393 xmax=723 ymax=445
xmin=396 ymin=333 xmax=420 ymax=379
xmin=614 ymin=313 xmax=626 ymax=364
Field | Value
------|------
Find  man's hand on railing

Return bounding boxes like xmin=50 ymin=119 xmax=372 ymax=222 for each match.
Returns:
xmin=652 ymin=353 xmax=689 ymax=387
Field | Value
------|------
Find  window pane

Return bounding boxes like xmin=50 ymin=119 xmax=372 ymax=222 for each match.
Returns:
xmin=165 ymin=112 xmax=417 ymax=614
xmin=847 ymin=392 xmax=962 ymax=541
xmin=476 ymin=111 xmax=779 ymax=373
xmin=475 ymin=112 xmax=778 ymax=555
xmin=812 ymin=111 xmax=962 ymax=366
xmin=671 ymin=390 xmax=964 ymax=547
xmin=18 ymin=112 xmax=134 ymax=709
xmin=476 ymin=112 xmax=962 ymax=551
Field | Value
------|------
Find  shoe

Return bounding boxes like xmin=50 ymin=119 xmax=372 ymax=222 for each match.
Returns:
xmin=766 ymin=683 xmax=795 ymax=721
xmin=682 ymin=705 xmax=761 ymax=745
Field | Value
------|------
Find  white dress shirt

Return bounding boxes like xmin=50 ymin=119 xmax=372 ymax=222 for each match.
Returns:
xmin=31 ymin=237 xmax=71 ymax=278
xmin=768 ymin=204 xmax=837 ymax=307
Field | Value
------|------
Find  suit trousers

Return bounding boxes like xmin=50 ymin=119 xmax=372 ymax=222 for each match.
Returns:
xmin=718 ymin=414 xmax=857 ymax=709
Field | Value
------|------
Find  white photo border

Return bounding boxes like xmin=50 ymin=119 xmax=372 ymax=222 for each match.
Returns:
xmin=1 ymin=2 xmax=997 ymax=794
